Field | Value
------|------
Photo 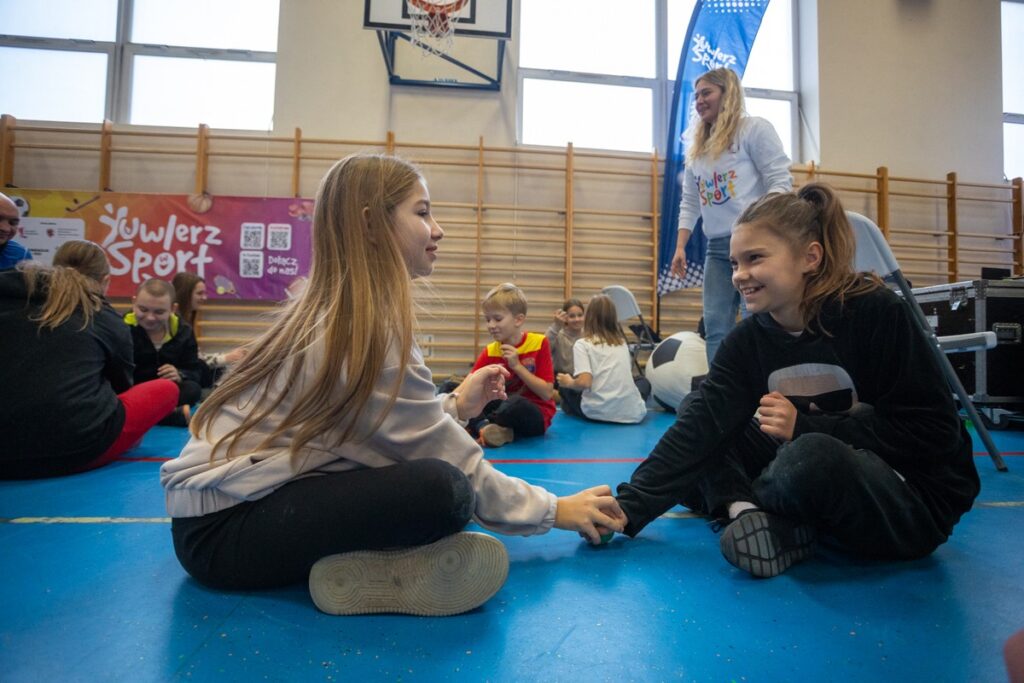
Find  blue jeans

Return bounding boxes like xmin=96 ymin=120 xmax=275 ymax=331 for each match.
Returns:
xmin=702 ymin=235 xmax=745 ymax=365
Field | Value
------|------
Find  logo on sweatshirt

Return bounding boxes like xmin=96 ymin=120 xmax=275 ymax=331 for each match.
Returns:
xmin=696 ymin=169 xmax=738 ymax=207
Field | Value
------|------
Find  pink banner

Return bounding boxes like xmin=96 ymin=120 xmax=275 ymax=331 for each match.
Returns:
xmin=10 ymin=189 xmax=314 ymax=299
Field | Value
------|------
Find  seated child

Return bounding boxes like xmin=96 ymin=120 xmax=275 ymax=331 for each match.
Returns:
xmin=160 ymin=155 xmax=623 ymax=617
xmin=545 ymin=297 xmax=585 ymax=377
xmin=613 ymin=183 xmax=979 ymax=578
xmin=469 ymin=282 xmax=556 ymax=447
xmin=172 ymin=271 xmax=247 ymax=388
xmin=557 ymin=293 xmax=648 ymax=424
xmin=0 ymin=241 xmax=177 ymax=478
xmin=124 ymin=278 xmax=203 ymax=425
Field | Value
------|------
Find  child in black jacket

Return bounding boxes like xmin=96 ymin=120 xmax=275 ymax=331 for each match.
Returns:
xmin=0 ymin=242 xmax=177 ymax=478
xmin=125 ymin=279 xmax=203 ymax=424
xmin=614 ymin=184 xmax=979 ymax=578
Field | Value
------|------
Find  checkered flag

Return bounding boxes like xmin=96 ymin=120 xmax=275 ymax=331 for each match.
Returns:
xmin=657 ymin=262 xmax=704 ymax=296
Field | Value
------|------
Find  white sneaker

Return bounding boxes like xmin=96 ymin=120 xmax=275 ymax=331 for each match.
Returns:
xmin=308 ymin=532 xmax=509 ymax=616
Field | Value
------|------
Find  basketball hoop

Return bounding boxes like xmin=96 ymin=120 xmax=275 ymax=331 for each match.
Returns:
xmin=407 ymin=0 xmax=469 ymax=56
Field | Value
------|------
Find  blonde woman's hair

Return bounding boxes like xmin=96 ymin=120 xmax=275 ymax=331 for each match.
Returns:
xmin=20 ymin=240 xmax=109 ymax=331
xmin=685 ymin=67 xmax=745 ymax=164
xmin=583 ymin=294 xmax=627 ymax=346
xmin=483 ymin=282 xmax=528 ymax=316
xmin=191 ymin=154 xmax=423 ymax=460
xmin=735 ymin=183 xmax=882 ymax=334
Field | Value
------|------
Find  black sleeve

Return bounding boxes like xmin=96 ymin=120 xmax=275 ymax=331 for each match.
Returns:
xmin=616 ymin=326 xmax=762 ymax=536
xmin=793 ymin=293 xmax=965 ymax=468
xmin=174 ymin=324 xmax=204 ymax=385
xmin=95 ymin=303 xmax=135 ymax=393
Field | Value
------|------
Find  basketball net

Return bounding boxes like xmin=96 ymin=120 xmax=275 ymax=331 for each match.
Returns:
xmin=408 ymin=0 xmax=469 ymax=56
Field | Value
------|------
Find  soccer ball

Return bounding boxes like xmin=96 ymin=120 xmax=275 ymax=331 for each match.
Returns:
xmin=644 ymin=331 xmax=708 ymax=411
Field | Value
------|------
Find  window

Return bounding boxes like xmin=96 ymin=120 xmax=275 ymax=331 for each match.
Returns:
xmin=518 ymin=0 xmax=798 ymax=155
xmin=1003 ymin=0 xmax=1024 ymax=180
xmin=0 ymin=0 xmax=279 ymax=130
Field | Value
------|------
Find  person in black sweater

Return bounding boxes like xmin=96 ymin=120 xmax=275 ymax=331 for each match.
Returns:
xmin=0 ymin=241 xmax=178 ymax=478
xmin=613 ymin=183 xmax=979 ymax=578
xmin=124 ymin=278 xmax=204 ymax=424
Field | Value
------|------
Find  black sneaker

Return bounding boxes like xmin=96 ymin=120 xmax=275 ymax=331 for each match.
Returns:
xmin=719 ymin=509 xmax=815 ymax=578
xmin=308 ymin=532 xmax=509 ymax=616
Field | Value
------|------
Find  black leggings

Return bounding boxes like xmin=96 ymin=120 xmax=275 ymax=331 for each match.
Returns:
xmin=467 ymin=396 xmax=546 ymax=438
xmin=171 ymin=458 xmax=474 ymax=590
xmin=686 ymin=421 xmax=949 ymax=561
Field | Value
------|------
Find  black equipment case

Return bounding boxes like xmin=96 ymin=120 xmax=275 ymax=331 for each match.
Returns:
xmin=912 ymin=279 xmax=1024 ymax=420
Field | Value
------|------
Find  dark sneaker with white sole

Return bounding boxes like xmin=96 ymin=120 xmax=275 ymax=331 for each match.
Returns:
xmin=719 ymin=509 xmax=816 ymax=578
xmin=308 ymin=532 xmax=509 ymax=616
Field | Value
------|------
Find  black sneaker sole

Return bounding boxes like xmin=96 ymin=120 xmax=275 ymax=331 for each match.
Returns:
xmin=719 ymin=510 xmax=815 ymax=578
xmin=308 ymin=532 xmax=509 ymax=616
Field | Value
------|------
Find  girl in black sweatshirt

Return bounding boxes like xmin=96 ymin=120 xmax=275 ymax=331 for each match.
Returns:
xmin=0 ymin=241 xmax=178 ymax=478
xmin=615 ymin=184 xmax=979 ymax=578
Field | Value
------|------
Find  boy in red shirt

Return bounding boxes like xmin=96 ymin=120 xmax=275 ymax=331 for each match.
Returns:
xmin=469 ymin=283 xmax=556 ymax=447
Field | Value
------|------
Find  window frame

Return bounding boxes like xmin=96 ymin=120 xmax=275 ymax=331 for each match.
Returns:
xmin=0 ymin=0 xmax=277 ymax=127
xmin=1003 ymin=0 xmax=1024 ymax=179
xmin=516 ymin=0 xmax=800 ymax=157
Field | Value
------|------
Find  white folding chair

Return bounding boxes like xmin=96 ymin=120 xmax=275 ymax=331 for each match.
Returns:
xmin=601 ymin=285 xmax=658 ymax=373
xmin=847 ymin=211 xmax=1006 ymax=471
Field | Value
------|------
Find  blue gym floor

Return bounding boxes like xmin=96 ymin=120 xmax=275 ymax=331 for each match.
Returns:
xmin=2 ymin=410 xmax=1022 ymax=682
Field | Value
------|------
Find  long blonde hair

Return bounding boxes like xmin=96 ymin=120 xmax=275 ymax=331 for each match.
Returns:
xmin=736 ymin=183 xmax=882 ymax=333
xmin=20 ymin=240 xmax=109 ymax=330
xmin=583 ymin=294 xmax=627 ymax=346
xmin=685 ymin=67 xmax=745 ymax=164
xmin=192 ymin=154 xmax=422 ymax=459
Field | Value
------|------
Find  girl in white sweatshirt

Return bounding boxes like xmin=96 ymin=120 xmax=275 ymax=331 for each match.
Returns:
xmin=160 ymin=154 xmax=623 ymax=617
xmin=556 ymin=294 xmax=648 ymax=424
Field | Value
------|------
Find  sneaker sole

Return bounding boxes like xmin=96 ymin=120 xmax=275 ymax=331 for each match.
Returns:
xmin=719 ymin=511 xmax=815 ymax=578
xmin=308 ymin=532 xmax=509 ymax=616
xmin=479 ymin=425 xmax=514 ymax=448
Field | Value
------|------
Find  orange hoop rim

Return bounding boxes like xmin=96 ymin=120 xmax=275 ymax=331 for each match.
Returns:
xmin=407 ymin=0 xmax=469 ymax=16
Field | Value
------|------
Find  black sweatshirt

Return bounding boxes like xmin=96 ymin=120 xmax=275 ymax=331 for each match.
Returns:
xmin=617 ymin=285 xmax=980 ymax=536
xmin=124 ymin=313 xmax=202 ymax=387
xmin=0 ymin=269 xmax=133 ymax=477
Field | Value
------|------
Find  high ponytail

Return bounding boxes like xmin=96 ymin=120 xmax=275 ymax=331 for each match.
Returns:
xmin=736 ymin=183 xmax=881 ymax=333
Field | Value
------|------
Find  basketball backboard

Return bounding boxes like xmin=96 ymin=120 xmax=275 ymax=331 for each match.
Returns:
xmin=363 ymin=0 xmax=512 ymax=39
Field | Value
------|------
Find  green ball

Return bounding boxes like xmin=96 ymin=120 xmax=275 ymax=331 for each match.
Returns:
xmin=599 ymin=531 xmax=615 ymax=544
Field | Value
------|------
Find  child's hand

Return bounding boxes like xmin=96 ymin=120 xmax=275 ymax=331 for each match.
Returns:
xmin=157 ymin=364 xmax=182 ymax=383
xmin=556 ymin=372 xmax=574 ymax=389
xmin=454 ymin=365 xmax=509 ymax=419
xmin=553 ymin=308 xmax=568 ymax=325
xmin=224 ymin=347 xmax=248 ymax=365
xmin=500 ymin=344 xmax=520 ymax=369
xmin=671 ymin=245 xmax=688 ymax=278
xmin=555 ymin=485 xmax=626 ymax=544
xmin=758 ymin=391 xmax=797 ymax=441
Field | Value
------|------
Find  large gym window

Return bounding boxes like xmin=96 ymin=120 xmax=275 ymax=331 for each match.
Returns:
xmin=1003 ymin=0 xmax=1024 ymax=180
xmin=0 ymin=0 xmax=279 ymax=130
xmin=518 ymin=0 xmax=797 ymax=155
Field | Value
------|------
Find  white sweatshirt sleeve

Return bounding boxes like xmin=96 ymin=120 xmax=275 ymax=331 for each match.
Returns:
xmin=745 ymin=117 xmax=793 ymax=195
xmin=364 ymin=359 xmax=558 ymax=536
xmin=677 ymin=163 xmax=701 ymax=233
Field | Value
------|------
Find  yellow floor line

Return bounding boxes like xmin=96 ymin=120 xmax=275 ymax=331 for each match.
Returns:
xmin=2 ymin=516 xmax=171 ymax=524
xmin=2 ymin=503 xmax=1020 ymax=525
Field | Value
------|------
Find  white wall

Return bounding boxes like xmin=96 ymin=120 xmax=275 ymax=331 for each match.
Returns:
xmin=808 ymin=0 xmax=1004 ymax=181
xmin=270 ymin=0 xmax=1007 ymax=181
xmin=273 ymin=0 xmax=519 ymax=146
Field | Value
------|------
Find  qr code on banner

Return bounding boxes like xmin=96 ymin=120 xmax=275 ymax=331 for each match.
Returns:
xmin=240 ymin=251 xmax=264 ymax=278
xmin=241 ymin=223 xmax=265 ymax=250
xmin=267 ymin=223 xmax=292 ymax=251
